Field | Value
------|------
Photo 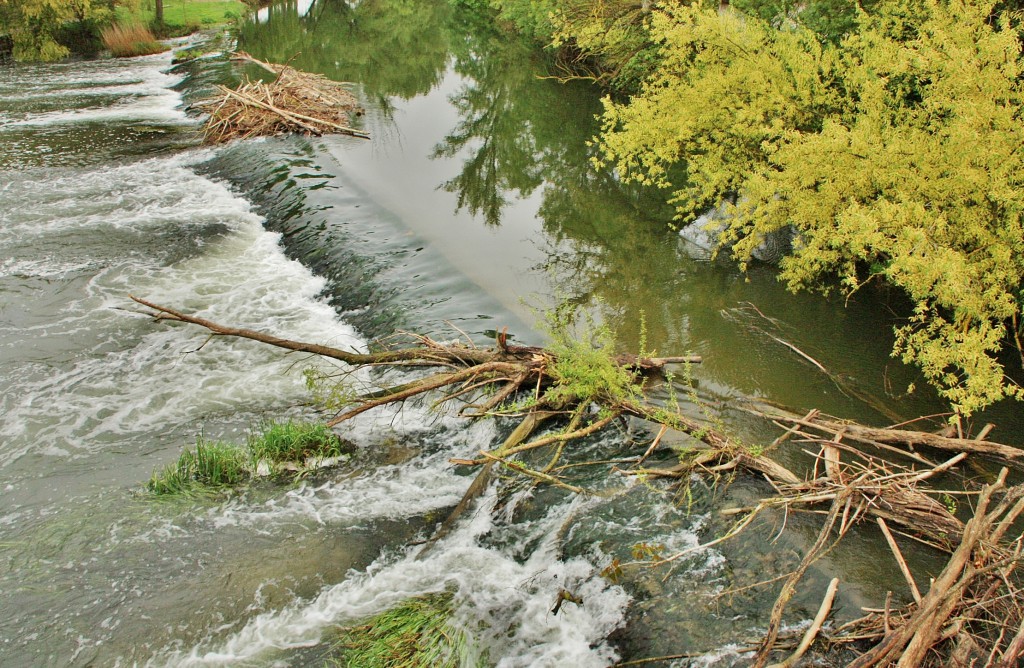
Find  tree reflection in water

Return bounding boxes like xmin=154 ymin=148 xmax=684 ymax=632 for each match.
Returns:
xmin=237 ymin=0 xmax=930 ymax=419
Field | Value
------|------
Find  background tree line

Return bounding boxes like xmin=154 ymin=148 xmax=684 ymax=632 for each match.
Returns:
xmin=0 ymin=0 xmax=252 ymax=61
xmin=484 ymin=0 xmax=1024 ymax=417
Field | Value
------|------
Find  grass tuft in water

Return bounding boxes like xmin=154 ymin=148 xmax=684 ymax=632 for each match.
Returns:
xmin=147 ymin=420 xmax=350 ymax=496
xmin=147 ymin=436 xmax=248 ymax=495
xmin=329 ymin=592 xmax=481 ymax=668
xmin=248 ymin=419 xmax=346 ymax=465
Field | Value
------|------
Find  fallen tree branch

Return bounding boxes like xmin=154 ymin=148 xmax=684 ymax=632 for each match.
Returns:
xmin=130 ymin=296 xmax=1024 ymax=667
xmin=746 ymin=403 xmax=1024 ymax=467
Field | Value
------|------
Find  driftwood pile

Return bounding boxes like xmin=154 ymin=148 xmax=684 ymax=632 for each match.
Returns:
xmin=128 ymin=296 xmax=1024 ymax=667
xmin=193 ymin=52 xmax=368 ymax=144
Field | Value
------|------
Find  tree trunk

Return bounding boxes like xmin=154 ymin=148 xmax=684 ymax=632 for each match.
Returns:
xmin=155 ymin=0 xmax=164 ymax=28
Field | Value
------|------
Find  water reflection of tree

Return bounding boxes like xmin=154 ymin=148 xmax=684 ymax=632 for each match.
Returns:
xmin=430 ymin=8 xmax=918 ymax=415
xmin=431 ymin=14 xmax=550 ymax=226
xmin=434 ymin=8 xmax=692 ymax=350
xmin=236 ymin=0 xmax=452 ymax=100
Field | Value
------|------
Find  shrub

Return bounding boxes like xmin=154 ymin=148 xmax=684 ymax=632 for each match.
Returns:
xmin=541 ymin=302 xmax=641 ymax=407
xmin=595 ymin=0 xmax=1024 ymax=415
xmin=101 ymin=22 xmax=168 ymax=58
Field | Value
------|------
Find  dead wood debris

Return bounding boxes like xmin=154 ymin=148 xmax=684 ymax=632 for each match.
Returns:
xmin=192 ymin=52 xmax=369 ymax=143
xmin=834 ymin=468 xmax=1024 ymax=668
xmin=128 ymin=296 xmax=1024 ymax=667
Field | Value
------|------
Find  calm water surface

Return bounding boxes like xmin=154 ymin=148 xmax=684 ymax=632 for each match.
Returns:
xmin=0 ymin=1 xmax=1018 ymax=666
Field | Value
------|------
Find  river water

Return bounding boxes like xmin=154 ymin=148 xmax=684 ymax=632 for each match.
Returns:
xmin=0 ymin=1 xmax=1019 ymax=666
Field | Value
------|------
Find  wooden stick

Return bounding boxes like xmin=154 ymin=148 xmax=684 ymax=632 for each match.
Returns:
xmin=767 ymin=577 xmax=840 ymax=668
xmin=636 ymin=423 xmax=669 ymax=466
xmin=877 ymin=518 xmax=922 ymax=604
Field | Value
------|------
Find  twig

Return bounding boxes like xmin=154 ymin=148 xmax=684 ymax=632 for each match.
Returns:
xmin=877 ymin=518 xmax=922 ymax=604
xmin=635 ymin=424 xmax=669 ymax=466
xmin=479 ymin=450 xmax=586 ymax=495
xmin=767 ymin=577 xmax=840 ymax=668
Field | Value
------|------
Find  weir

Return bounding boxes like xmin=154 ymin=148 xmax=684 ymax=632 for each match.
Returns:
xmin=1 ymin=2 xmax=1022 ymax=666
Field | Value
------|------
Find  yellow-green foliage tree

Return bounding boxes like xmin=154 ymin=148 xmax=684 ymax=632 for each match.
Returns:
xmin=596 ymin=0 xmax=1024 ymax=415
xmin=0 ymin=0 xmax=111 ymax=61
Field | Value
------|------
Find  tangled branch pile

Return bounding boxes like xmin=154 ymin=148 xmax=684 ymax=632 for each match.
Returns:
xmin=834 ymin=469 xmax=1024 ymax=667
xmin=193 ymin=52 xmax=368 ymax=144
xmin=685 ymin=410 xmax=1024 ymax=668
xmin=129 ymin=296 xmax=1024 ymax=667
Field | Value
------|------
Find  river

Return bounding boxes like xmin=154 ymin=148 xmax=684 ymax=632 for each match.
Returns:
xmin=0 ymin=1 xmax=1018 ymax=666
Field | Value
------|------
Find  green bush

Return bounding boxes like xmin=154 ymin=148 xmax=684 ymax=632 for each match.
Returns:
xmin=541 ymin=302 xmax=641 ymax=407
xmin=595 ymin=0 xmax=1024 ymax=415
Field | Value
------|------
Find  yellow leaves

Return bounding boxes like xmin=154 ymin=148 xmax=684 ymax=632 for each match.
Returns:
xmin=593 ymin=0 xmax=1024 ymax=414
xmin=597 ymin=5 xmax=843 ymax=222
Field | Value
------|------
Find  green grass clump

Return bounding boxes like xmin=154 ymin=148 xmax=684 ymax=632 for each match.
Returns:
xmin=248 ymin=420 xmax=346 ymax=465
xmin=331 ymin=592 xmax=480 ymax=668
xmin=147 ymin=420 xmax=348 ymax=496
xmin=147 ymin=437 xmax=248 ymax=495
xmin=100 ymin=22 xmax=168 ymax=58
xmin=171 ymin=46 xmax=205 ymax=63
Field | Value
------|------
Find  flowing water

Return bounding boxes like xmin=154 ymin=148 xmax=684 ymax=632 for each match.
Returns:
xmin=1 ymin=1 xmax=1020 ymax=666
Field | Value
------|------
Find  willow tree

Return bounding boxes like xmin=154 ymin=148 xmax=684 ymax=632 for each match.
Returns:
xmin=0 ymin=0 xmax=111 ymax=61
xmin=596 ymin=0 xmax=1024 ymax=415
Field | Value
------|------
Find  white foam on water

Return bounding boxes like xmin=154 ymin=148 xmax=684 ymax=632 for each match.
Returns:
xmin=0 ymin=150 xmax=236 ymax=242
xmin=160 ymin=490 xmax=631 ymax=668
xmin=0 ymin=51 xmax=189 ymax=128
xmin=213 ymin=417 xmax=496 ymax=529
xmin=0 ymin=149 xmax=365 ymax=467
xmin=0 ymin=256 xmax=100 ymax=279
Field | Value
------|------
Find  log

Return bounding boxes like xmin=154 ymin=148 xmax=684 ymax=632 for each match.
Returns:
xmin=130 ymin=296 xmax=700 ymax=371
xmin=748 ymin=404 xmax=1024 ymax=467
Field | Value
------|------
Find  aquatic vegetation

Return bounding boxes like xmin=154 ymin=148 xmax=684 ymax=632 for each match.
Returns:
xmin=248 ymin=419 xmax=347 ymax=467
xmin=147 ymin=436 xmax=248 ymax=495
xmin=329 ymin=592 xmax=481 ymax=668
xmin=147 ymin=420 xmax=349 ymax=495
xmin=171 ymin=47 xmax=206 ymax=63
xmin=540 ymin=301 xmax=641 ymax=407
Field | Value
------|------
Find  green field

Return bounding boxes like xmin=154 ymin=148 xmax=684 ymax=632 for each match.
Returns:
xmin=116 ymin=0 xmax=249 ymax=31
